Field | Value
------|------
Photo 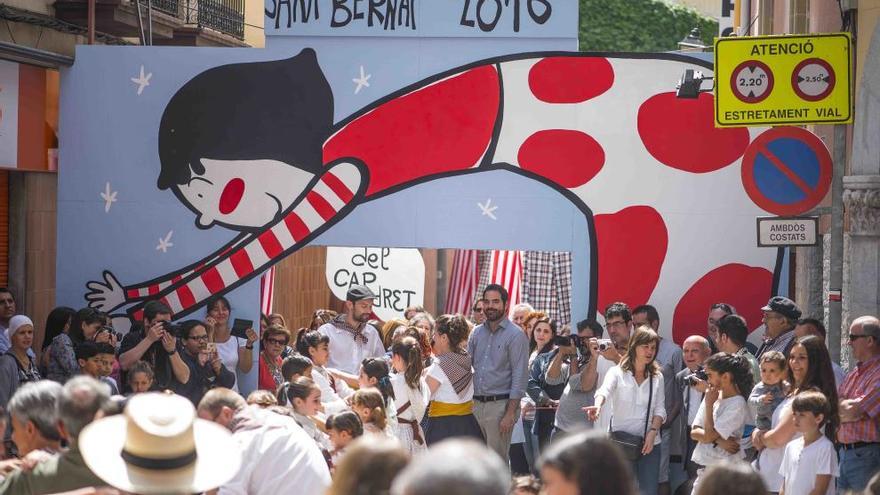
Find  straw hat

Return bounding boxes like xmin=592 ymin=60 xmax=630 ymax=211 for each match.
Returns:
xmin=79 ymin=392 xmax=241 ymax=494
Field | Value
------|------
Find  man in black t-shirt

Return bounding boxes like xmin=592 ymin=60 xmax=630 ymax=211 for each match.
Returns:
xmin=117 ymin=301 xmax=190 ymax=393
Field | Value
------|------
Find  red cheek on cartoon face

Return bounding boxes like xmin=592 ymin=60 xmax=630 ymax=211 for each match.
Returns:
xmin=219 ymin=178 xmax=245 ymax=215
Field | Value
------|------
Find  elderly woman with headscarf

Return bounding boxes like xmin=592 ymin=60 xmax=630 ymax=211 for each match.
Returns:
xmin=0 ymin=315 xmax=41 ymax=409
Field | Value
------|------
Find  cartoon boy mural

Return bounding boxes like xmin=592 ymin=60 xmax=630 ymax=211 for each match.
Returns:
xmin=86 ymin=48 xmax=816 ymax=339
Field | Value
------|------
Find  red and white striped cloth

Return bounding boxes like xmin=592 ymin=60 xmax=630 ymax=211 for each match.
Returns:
xmin=260 ymin=265 xmax=276 ymax=316
xmin=128 ymin=162 xmax=362 ymax=318
xmin=444 ymin=249 xmax=479 ymax=315
xmin=488 ymin=250 xmax=522 ymax=315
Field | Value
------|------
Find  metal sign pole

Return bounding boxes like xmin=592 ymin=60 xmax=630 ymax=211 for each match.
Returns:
xmin=828 ymin=123 xmax=845 ymax=364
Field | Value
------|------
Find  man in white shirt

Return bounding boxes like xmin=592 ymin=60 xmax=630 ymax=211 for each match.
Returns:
xmin=317 ymin=285 xmax=385 ymax=375
xmin=633 ymin=305 xmax=683 ymax=495
xmin=198 ymin=388 xmax=331 ymax=495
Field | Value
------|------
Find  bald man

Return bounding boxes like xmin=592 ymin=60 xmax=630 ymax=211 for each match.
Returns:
xmin=838 ymin=315 xmax=880 ymax=492
xmin=669 ymin=336 xmax=712 ymax=494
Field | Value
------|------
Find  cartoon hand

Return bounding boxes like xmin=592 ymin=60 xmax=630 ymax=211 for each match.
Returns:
xmin=85 ymin=271 xmax=126 ymax=313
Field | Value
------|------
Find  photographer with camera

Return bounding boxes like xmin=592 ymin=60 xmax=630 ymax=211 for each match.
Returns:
xmin=670 ymin=336 xmax=714 ymax=495
xmin=118 ymin=300 xmax=189 ymax=392
xmin=544 ymin=319 xmax=615 ymax=436
xmin=172 ymin=320 xmax=235 ymax=405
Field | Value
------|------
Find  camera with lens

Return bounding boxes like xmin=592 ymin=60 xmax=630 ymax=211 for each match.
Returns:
xmin=552 ymin=334 xmax=578 ymax=348
xmin=685 ymin=365 xmax=708 ymax=386
xmin=161 ymin=320 xmax=184 ymax=337
xmin=597 ymin=338 xmax=613 ymax=352
xmin=98 ymin=325 xmax=122 ymax=342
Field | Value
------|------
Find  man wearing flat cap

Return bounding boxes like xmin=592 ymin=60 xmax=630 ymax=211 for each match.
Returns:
xmin=317 ymin=285 xmax=385 ymax=375
xmin=755 ymin=296 xmax=802 ymax=359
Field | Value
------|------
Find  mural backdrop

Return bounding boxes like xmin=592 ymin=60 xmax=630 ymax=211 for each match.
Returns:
xmin=56 ymin=1 xmax=830 ymax=393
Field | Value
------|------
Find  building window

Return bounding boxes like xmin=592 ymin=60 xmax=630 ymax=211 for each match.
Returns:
xmin=789 ymin=0 xmax=810 ymax=33
xmin=756 ymin=0 xmax=775 ymax=35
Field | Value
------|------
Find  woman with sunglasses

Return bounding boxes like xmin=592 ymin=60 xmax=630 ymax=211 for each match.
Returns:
xmin=259 ymin=325 xmax=292 ymax=391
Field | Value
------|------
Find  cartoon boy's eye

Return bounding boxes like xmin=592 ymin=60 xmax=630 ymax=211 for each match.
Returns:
xmin=197 ymin=193 xmax=203 ymax=198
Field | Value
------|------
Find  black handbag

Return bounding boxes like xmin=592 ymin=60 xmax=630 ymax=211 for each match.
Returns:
xmin=610 ymin=373 xmax=653 ymax=461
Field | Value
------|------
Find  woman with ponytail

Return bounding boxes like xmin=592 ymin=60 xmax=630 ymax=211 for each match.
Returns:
xmin=390 ymin=336 xmax=428 ymax=453
xmin=424 ymin=314 xmax=484 ymax=445
xmin=689 ymin=352 xmax=753 ymax=491
xmin=359 ymin=357 xmax=398 ymax=431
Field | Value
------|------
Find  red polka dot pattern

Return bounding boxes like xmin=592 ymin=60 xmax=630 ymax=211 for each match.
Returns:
xmin=528 ymin=57 xmax=615 ymax=104
xmin=637 ymin=92 xmax=750 ymax=173
xmin=594 ymin=206 xmax=668 ymax=313
xmin=672 ymin=264 xmax=773 ymax=345
xmin=517 ymin=130 xmax=605 ymax=188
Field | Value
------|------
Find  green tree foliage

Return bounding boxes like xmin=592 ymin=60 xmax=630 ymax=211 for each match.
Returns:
xmin=580 ymin=0 xmax=719 ymax=52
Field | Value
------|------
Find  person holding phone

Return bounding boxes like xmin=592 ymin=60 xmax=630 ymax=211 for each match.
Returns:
xmin=205 ymin=296 xmax=258 ymax=392
xmin=172 ymin=320 xmax=235 ymax=405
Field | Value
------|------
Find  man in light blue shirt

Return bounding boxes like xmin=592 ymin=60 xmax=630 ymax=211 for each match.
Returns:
xmin=467 ymin=284 xmax=529 ymax=462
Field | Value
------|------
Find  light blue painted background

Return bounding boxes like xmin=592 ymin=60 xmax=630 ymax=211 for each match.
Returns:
xmin=57 ymin=8 xmax=578 ymax=394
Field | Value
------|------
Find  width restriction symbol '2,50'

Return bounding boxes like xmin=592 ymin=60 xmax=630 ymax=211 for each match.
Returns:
xmin=731 ymin=60 xmax=774 ymax=103
xmin=792 ymin=58 xmax=835 ymax=101
xmin=741 ymin=127 xmax=832 ymax=216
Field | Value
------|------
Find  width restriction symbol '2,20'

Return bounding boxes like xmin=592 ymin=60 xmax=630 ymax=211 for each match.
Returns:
xmin=730 ymin=60 xmax=774 ymax=104
xmin=741 ymin=127 xmax=832 ymax=216
xmin=792 ymin=58 xmax=835 ymax=101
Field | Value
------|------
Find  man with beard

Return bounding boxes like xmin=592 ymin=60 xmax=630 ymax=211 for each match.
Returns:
xmin=468 ymin=284 xmax=529 ymax=462
xmin=318 ymin=285 xmax=385 ymax=374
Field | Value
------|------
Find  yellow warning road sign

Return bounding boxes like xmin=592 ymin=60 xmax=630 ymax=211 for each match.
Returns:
xmin=715 ymin=33 xmax=852 ymax=127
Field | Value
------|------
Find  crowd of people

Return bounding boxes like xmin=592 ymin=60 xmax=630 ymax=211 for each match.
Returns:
xmin=0 ymin=283 xmax=878 ymax=495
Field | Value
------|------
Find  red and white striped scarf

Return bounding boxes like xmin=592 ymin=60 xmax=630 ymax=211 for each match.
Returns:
xmin=124 ymin=162 xmax=362 ymax=319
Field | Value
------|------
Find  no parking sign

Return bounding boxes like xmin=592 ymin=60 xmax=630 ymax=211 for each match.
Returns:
xmin=741 ymin=127 xmax=832 ymax=216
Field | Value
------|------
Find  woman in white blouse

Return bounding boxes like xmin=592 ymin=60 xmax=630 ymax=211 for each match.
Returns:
xmin=586 ymin=327 xmax=666 ymax=495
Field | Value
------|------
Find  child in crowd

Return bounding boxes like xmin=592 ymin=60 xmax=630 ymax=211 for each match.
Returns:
xmin=690 ymin=353 xmax=754 ymax=490
xmin=246 ymin=389 xmax=278 ymax=408
xmin=76 ymin=341 xmax=120 ymax=395
xmin=510 ymin=475 xmax=542 ymax=495
xmin=359 ymin=357 xmax=397 ymax=431
xmin=351 ymin=388 xmax=393 ymax=438
xmin=281 ymin=377 xmax=331 ymax=452
xmin=749 ymin=351 xmax=788 ymax=430
xmin=297 ymin=331 xmax=352 ymax=414
xmin=779 ymin=391 xmax=839 ymax=495
xmin=282 ymin=354 xmax=313 ymax=382
xmin=126 ymin=360 xmax=154 ymax=394
xmin=326 ymin=411 xmax=364 ymax=468
xmin=390 ymin=337 xmax=428 ymax=454
xmin=275 ymin=354 xmax=314 ymax=406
